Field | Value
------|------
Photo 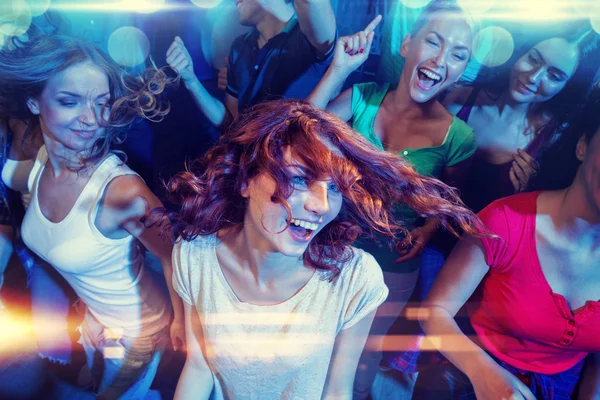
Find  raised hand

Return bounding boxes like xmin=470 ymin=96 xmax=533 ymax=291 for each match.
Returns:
xmin=331 ymin=15 xmax=382 ymax=77
xmin=509 ymin=149 xmax=539 ymax=193
xmin=166 ymin=36 xmax=196 ymax=84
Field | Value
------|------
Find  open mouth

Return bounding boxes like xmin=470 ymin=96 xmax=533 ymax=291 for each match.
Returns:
xmin=416 ymin=67 xmax=443 ymax=90
xmin=287 ymin=218 xmax=319 ymax=241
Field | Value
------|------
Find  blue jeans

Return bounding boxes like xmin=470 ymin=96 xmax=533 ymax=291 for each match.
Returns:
xmin=415 ymin=244 xmax=446 ymax=301
xmin=79 ymin=311 xmax=169 ymax=400
xmin=30 ymin=257 xmax=76 ymax=365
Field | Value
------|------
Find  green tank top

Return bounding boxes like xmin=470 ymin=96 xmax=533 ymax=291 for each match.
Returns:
xmin=351 ymin=82 xmax=476 ymax=272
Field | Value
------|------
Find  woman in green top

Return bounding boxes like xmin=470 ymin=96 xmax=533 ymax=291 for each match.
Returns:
xmin=307 ymin=1 xmax=477 ymax=397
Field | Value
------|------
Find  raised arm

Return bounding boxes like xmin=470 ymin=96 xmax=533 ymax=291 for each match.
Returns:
xmin=104 ymin=175 xmax=186 ymax=351
xmin=420 ymin=236 xmax=535 ymax=400
xmin=167 ymin=36 xmax=237 ymax=127
xmin=293 ymin=0 xmax=336 ymax=56
xmin=306 ymin=15 xmax=382 ymax=120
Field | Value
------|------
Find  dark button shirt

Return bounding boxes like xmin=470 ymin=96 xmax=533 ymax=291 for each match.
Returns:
xmin=226 ymin=15 xmax=334 ymax=111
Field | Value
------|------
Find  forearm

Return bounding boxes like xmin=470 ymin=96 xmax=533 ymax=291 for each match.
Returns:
xmin=184 ymin=76 xmax=229 ymax=126
xmin=293 ymin=0 xmax=336 ymax=55
xmin=162 ymin=260 xmax=184 ymax=321
xmin=421 ymin=218 xmax=440 ymax=236
xmin=322 ymin=392 xmax=352 ymax=400
xmin=307 ymin=67 xmax=348 ymax=110
xmin=174 ymin=361 xmax=214 ymax=400
xmin=420 ymin=304 xmax=499 ymax=379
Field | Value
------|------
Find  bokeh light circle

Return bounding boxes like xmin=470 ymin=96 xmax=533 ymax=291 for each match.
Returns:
xmin=574 ymin=1 xmax=600 ymax=20
xmin=591 ymin=18 xmax=600 ymax=35
xmin=108 ymin=26 xmax=150 ymax=67
xmin=399 ymin=0 xmax=432 ymax=9
xmin=26 ymin=0 xmax=51 ymax=17
xmin=134 ymin=0 xmax=165 ymax=14
xmin=456 ymin=0 xmax=496 ymax=17
xmin=190 ymin=0 xmax=224 ymax=8
xmin=0 ymin=0 xmax=32 ymax=37
xmin=472 ymin=26 xmax=514 ymax=68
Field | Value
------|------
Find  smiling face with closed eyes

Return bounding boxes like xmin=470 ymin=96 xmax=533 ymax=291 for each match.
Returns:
xmin=27 ymin=61 xmax=110 ymax=153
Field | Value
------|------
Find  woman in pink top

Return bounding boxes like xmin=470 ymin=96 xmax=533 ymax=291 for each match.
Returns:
xmin=418 ymin=91 xmax=600 ymax=399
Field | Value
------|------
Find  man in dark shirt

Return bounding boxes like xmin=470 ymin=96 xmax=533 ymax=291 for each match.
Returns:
xmin=166 ymin=0 xmax=336 ymax=127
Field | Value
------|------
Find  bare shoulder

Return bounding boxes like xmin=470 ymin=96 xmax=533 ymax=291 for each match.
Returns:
xmin=443 ymin=87 xmax=473 ymax=108
xmin=103 ymin=174 xmax=157 ymax=219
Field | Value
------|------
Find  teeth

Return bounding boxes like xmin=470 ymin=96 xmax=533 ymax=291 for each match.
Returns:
xmin=420 ymin=68 xmax=441 ymax=81
xmin=290 ymin=218 xmax=319 ymax=231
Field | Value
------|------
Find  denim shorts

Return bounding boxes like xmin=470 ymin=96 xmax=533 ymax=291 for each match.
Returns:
xmin=78 ymin=311 xmax=170 ymax=400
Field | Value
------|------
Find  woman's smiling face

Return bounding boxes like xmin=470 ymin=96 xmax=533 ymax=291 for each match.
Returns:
xmin=401 ymin=11 xmax=473 ymax=103
xmin=242 ymin=146 xmax=344 ymax=257
xmin=508 ymin=38 xmax=579 ymax=104
xmin=28 ymin=61 xmax=111 ymax=152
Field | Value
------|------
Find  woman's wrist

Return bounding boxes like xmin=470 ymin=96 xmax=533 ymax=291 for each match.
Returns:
xmin=326 ymin=65 xmax=351 ymax=84
xmin=463 ymin=352 xmax=502 ymax=382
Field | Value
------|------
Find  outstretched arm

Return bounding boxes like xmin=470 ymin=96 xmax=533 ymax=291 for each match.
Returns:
xmin=306 ymin=15 xmax=382 ymax=120
xmin=293 ymin=0 xmax=337 ymax=57
xmin=420 ymin=236 xmax=535 ymax=400
xmin=104 ymin=175 xmax=186 ymax=352
xmin=167 ymin=36 xmax=237 ymax=126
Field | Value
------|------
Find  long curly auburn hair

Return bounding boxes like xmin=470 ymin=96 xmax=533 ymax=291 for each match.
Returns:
xmin=163 ymin=100 xmax=485 ymax=278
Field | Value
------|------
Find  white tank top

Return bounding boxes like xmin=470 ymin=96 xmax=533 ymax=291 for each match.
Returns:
xmin=22 ymin=146 xmax=171 ymax=337
xmin=1 ymin=158 xmax=35 ymax=208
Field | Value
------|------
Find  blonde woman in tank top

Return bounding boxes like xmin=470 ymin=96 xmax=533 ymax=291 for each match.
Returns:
xmin=0 ymin=34 xmax=185 ymax=399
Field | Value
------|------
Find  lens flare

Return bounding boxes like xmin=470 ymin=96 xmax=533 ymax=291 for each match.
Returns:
xmin=0 ymin=0 xmax=32 ymax=37
xmin=399 ymin=0 xmax=432 ymax=9
xmin=108 ymin=26 xmax=150 ymax=67
xmin=26 ymin=0 xmax=51 ymax=17
xmin=190 ymin=0 xmax=224 ymax=8
xmin=133 ymin=0 xmax=165 ymax=14
xmin=473 ymin=26 xmax=514 ymax=68
xmin=456 ymin=0 xmax=496 ymax=17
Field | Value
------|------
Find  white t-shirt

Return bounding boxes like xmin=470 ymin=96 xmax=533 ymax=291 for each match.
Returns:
xmin=173 ymin=235 xmax=388 ymax=400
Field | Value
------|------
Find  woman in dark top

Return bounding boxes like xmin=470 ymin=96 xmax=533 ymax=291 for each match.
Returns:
xmin=444 ymin=29 xmax=599 ymax=212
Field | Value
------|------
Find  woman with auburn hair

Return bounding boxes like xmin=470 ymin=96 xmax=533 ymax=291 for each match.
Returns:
xmin=0 ymin=34 xmax=184 ymax=399
xmin=417 ymin=90 xmax=600 ymax=399
xmin=164 ymin=99 xmax=485 ymax=399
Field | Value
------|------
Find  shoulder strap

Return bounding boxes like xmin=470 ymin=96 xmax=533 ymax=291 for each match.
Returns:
xmin=86 ymin=154 xmax=140 ymax=220
xmin=456 ymin=87 xmax=480 ymax=123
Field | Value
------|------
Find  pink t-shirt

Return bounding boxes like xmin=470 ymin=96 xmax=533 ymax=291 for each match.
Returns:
xmin=469 ymin=191 xmax=600 ymax=375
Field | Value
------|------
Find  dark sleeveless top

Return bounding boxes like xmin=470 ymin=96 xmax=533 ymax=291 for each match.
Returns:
xmin=456 ymin=89 xmax=544 ymax=213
